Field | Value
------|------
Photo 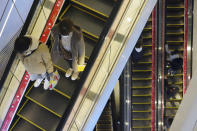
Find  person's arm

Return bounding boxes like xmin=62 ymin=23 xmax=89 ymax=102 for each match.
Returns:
xmin=78 ymin=36 xmax=85 ymax=65
xmin=51 ymin=25 xmax=60 ymax=47
xmin=165 ymin=44 xmax=171 ymax=54
xmin=40 ymin=44 xmax=54 ymax=73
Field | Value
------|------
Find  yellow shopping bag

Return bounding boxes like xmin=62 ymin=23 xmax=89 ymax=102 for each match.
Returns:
xmin=78 ymin=64 xmax=86 ymax=72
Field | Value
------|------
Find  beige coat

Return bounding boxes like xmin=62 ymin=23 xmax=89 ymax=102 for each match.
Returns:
xmin=19 ymin=44 xmax=54 ymax=74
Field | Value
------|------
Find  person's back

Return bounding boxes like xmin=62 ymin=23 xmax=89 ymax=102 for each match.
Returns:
xmin=14 ymin=35 xmax=56 ymax=90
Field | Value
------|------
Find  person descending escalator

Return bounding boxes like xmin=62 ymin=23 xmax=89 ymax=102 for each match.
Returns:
xmin=14 ymin=35 xmax=59 ymax=90
xmin=165 ymin=44 xmax=183 ymax=76
xmin=50 ymin=17 xmax=85 ymax=80
xmin=131 ymin=36 xmax=144 ymax=63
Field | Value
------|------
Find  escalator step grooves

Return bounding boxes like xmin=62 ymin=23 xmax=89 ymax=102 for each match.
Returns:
xmin=131 ymin=15 xmax=153 ymax=130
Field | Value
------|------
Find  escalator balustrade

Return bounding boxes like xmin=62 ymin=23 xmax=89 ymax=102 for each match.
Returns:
xmin=164 ymin=0 xmax=184 ymax=129
xmin=131 ymin=16 xmax=153 ymax=131
xmin=9 ymin=0 xmax=117 ymax=130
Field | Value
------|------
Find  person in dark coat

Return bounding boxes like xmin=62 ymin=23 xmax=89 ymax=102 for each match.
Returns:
xmin=131 ymin=36 xmax=144 ymax=63
xmin=165 ymin=44 xmax=183 ymax=75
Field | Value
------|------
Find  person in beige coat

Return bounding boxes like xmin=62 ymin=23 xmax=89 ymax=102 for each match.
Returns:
xmin=14 ymin=35 xmax=55 ymax=90
xmin=50 ymin=18 xmax=85 ymax=80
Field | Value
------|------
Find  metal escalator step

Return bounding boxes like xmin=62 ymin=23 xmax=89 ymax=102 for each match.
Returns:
xmin=132 ymin=78 xmax=152 ymax=81
xmin=71 ymin=0 xmax=114 ymax=17
xmin=133 ymin=70 xmax=152 ymax=72
xmin=18 ymin=101 xmax=60 ymax=131
xmin=133 ymin=104 xmax=151 ymax=111
xmin=166 ymin=44 xmax=184 ymax=51
xmin=165 ymin=106 xmax=179 ymax=109
xmin=166 ymin=2 xmax=184 ymax=8
xmin=135 ymin=56 xmax=152 ymax=63
xmin=132 ymin=127 xmax=151 ymax=131
xmin=84 ymin=36 xmax=96 ymax=57
xmin=47 ymin=70 xmax=77 ymax=97
xmin=132 ymin=64 xmax=152 ymax=70
xmin=61 ymin=5 xmax=105 ymax=38
xmin=166 ymin=27 xmax=184 ymax=33
xmin=133 ymin=88 xmax=151 ymax=95
xmin=132 ymin=97 xmax=151 ymax=103
xmin=166 ymin=35 xmax=184 ymax=41
xmin=132 ymin=103 xmax=151 ymax=105
xmin=132 ymin=81 xmax=152 ymax=87
xmin=144 ymin=22 xmax=152 ymax=29
xmin=10 ymin=117 xmax=42 ymax=131
xmin=167 ymin=15 xmax=184 ymax=18
xmin=132 ymin=86 xmax=151 ymax=89
xmin=26 ymin=87 xmax=69 ymax=117
xmin=167 ymin=99 xmax=182 ymax=102
xmin=166 ymin=109 xmax=177 ymax=117
xmin=97 ymin=120 xmax=112 ymax=125
xmin=132 ymin=120 xmax=152 ymax=127
xmin=96 ymin=124 xmax=112 ymax=129
xmin=133 ymin=110 xmax=152 ymax=113
xmin=143 ymin=32 xmax=152 ymax=39
xmin=132 ymin=72 xmax=152 ymax=78
xmin=133 ymin=118 xmax=152 ymax=121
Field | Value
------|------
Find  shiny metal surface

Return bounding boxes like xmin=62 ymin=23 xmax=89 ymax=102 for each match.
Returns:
xmin=186 ymin=0 xmax=192 ymax=88
xmin=120 ymin=59 xmax=131 ymax=131
xmin=157 ymin=0 xmax=165 ymax=131
xmin=63 ymin=0 xmax=157 ymax=130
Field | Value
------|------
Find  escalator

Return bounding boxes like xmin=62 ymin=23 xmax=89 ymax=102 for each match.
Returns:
xmin=9 ymin=0 xmax=117 ymax=130
xmin=131 ymin=15 xmax=153 ymax=131
xmin=96 ymin=100 xmax=113 ymax=131
xmin=164 ymin=0 xmax=184 ymax=128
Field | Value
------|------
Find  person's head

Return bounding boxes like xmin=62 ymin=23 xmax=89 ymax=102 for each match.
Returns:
xmin=171 ymin=58 xmax=183 ymax=70
xmin=14 ymin=36 xmax=31 ymax=54
xmin=135 ymin=37 xmax=143 ymax=48
xmin=59 ymin=18 xmax=74 ymax=36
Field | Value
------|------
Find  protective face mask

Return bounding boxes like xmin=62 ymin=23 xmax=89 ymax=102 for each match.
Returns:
xmin=24 ymin=50 xmax=32 ymax=56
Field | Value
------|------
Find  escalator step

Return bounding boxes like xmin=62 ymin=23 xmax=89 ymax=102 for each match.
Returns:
xmin=71 ymin=0 xmax=115 ymax=17
xmin=61 ymin=5 xmax=106 ymax=38
xmin=132 ymin=64 xmax=152 ymax=71
xmin=84 ymin=36 xmax=96 ymax=58
xmin=132 ymin=81 xmax=152 ymax=87
xmin=133 ymin=104 xmax=151 ymax=111
xmin=18 ymin=101 xmax=60 ymax=131
xmin=133 ymin=112 xmax=151 ymax=119
xmin=132 ymin=97 xmax=151 ymax=103
xmin=132 ymin=128 xmax=151 ymax=131
xmin=132 ymin=120 xmax=151 ymax=127
xmin=26 ymin=86 xmax=69 ymax=116
xmin=132 ymin=72 xmax=152 ymax=79
xmin=133 ymin=88 xmax=151 ymax=95
xmin=52 ymin=71 xmax=77 ymax=97
xmin=10 ymin=118 xmax=42 ymax=131
xmin=96 ymin=124 xmax=112 ymax=129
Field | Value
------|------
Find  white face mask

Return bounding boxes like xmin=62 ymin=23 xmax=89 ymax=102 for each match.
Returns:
xmin=24 ymin=50 xmax=32 ymax=56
